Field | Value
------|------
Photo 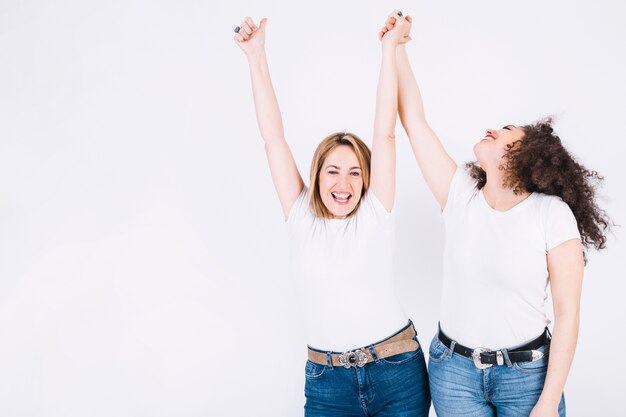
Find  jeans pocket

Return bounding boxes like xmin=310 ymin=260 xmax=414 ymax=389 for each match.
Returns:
xmin=380 ymin=347 xmax=422 ymax=365
xmin=305 ymin=360 xmax=328 ymax=379
xmin=428 ymin=337 xmax=449 ymax=363
xmin=512 ymin=342 xmax=550 ymax=373
xmin=512 ymin=354 xmax=549 ymax=374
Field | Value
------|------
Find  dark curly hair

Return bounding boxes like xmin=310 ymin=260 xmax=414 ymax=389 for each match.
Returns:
xmin=466 ymin=117 xmax=610 ymax=253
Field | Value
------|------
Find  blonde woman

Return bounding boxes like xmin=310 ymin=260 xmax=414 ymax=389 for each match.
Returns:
xmin=234 ymin=11 xmax=430 ymax=417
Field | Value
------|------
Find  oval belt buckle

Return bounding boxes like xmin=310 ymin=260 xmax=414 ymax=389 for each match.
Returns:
xmin=472 ymin=347 xmax=493 ymax=369
xmin=338 ymin=349 xmax=368 ymax=368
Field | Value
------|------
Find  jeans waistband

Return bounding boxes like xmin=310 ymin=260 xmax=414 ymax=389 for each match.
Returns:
xmin=308 ymin=320 xmax=418 ymax=368
xmin=308 ymin=319 xmax=416 ymax=354
xmin=437 ymin=324 xmax=549 ymax=367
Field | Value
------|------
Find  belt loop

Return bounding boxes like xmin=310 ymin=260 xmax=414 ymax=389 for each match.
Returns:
xmin=546 ymin=327 xmax=552 ymax=341
xmin=501 ymin=348 xmax=513 ymax=367
xmin=447 ymin=340 xmax=456 ymax=359
xmin=368 ymin=345 xmax=380 ymax=363
xmin=326 ymin=352 xmax=334 ymax=369
xmin=496 ymin=350 xmax=504 ymax=366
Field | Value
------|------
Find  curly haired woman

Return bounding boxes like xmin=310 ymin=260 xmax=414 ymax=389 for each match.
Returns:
xmin=380 ymin=14 xmax=610 ymax=417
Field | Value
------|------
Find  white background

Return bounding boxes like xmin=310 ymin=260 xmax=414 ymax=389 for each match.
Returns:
xmin=1 ymin=1 xmax=624 ymax=416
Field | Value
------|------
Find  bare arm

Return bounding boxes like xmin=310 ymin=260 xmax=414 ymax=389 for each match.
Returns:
xmin=370 ymin=11 xmax=407 ymax=212
xmin=235 ymin=17 xmax=304 ymax=219
xmin=530 ymin=239 xmax=584 ymax=417
xmin=388 ymin=15 xmax=456 ymax=209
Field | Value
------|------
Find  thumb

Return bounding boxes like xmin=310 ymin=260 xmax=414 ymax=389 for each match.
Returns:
xmin=259 ymin=17 xmax=268 ymax=29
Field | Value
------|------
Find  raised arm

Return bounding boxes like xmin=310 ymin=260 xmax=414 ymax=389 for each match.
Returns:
xmin=384 ymin=15 xmax=457 ymax=210
xmin=369 ymin=10 xmax=407 ymax=212
xmin=234 ymin=17 xmax=304 ymax=219
xmin=530 ymin=239 xmax=584 ymax=417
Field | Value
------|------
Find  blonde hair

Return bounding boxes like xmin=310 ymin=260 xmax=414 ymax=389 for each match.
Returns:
xmin=309 ymin=132 xmax=371 ymax=218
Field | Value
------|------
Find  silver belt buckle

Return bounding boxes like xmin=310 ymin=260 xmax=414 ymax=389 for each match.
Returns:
xmin=472 ymin=347 xmax=493 ymax=369
xmin=338 ymin=349 xmax=368 ymax=368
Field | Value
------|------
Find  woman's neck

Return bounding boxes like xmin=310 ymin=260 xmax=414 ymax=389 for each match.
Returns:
xmin=482 ymin=170 xmax=531 ymax=211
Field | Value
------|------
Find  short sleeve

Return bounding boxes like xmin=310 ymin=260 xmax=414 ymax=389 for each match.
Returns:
xmin=545 ymin=197 xmax=581 ymax=251
xmin=359 ymin=191 xmax=394 ymax=224
xmin=286 ymin=187 xmax=310 ymax=227
xmin=442 ymin=166 xmax=479 ymax=217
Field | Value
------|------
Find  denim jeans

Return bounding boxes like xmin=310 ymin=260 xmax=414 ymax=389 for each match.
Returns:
xmin=428 ymin=334 xmax=566 ymax=417
xmin=304 ymin=323 xmax=431 ymax=417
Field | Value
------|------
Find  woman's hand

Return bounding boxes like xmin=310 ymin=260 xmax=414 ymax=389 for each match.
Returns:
xmin=529 ymin=401 xmax=559 ymax=417
xmin=233 ymin=17 xmax=268 ymax=58
xmin=379 ymin=11 xmax=412 ymax=45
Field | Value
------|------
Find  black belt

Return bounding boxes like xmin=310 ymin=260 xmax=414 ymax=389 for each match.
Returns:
xmin=438 ymin=326 xmax=549 ymax=369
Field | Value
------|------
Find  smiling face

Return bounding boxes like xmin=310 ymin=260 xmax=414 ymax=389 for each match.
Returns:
xmin=318 ymin=145 xmax=364 ymax=219
xmin=473 ymin=125 xmax=525 ymax=170
xmin=309 ymin=132 xmax=371 ymax=219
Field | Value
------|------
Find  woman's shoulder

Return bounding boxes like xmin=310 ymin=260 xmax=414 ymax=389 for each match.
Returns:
xmin=532 ymin=192 xmax=573 ymax=213
xmin=444 ymin=166 xmax=481 ymax=214
xmin=531 ymin=192 xmax=578 ymax=232
xmin=358 ymin=190 xmax=394 ymax=223
xmin=286 ymin=186 xmax=313 ymax=226
xmin=532 ymin=193 xmax=581 ymax=248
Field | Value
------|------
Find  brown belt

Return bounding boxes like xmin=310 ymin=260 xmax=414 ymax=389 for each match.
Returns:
xmin=307 ymin=324 xmax=419 ymax=368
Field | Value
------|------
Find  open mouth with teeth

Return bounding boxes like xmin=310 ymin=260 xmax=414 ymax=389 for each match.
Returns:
xmin=331 ymin=192 xmax=352 ymax=205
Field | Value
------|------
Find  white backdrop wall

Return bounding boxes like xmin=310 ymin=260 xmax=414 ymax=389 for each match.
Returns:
xmin=0 ymin=1 xmax=624 ymax=416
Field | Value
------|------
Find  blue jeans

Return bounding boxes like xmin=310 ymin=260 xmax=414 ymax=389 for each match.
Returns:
xmin=428 ymin=334 xmax=566 ymax=417
xmin=304 ymin=324 xmax=431 ymax=416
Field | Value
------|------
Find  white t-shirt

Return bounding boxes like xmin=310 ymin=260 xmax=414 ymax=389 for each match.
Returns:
xmin=440 ymin=168 xmax=581 ymax=349
xmin=287 ymin=187 xmax=407 ymax=352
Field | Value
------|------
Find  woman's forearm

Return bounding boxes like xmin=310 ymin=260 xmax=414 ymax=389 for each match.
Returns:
xmin=396 ymin=45 xmax=426 ymax=131
xmin=538 ymin=313 xmax=579 ymax=407
xmin=247 ymin=51 xmax=287 ymax=147
xmin=373 ymin=44 xmax=399 ymax=140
